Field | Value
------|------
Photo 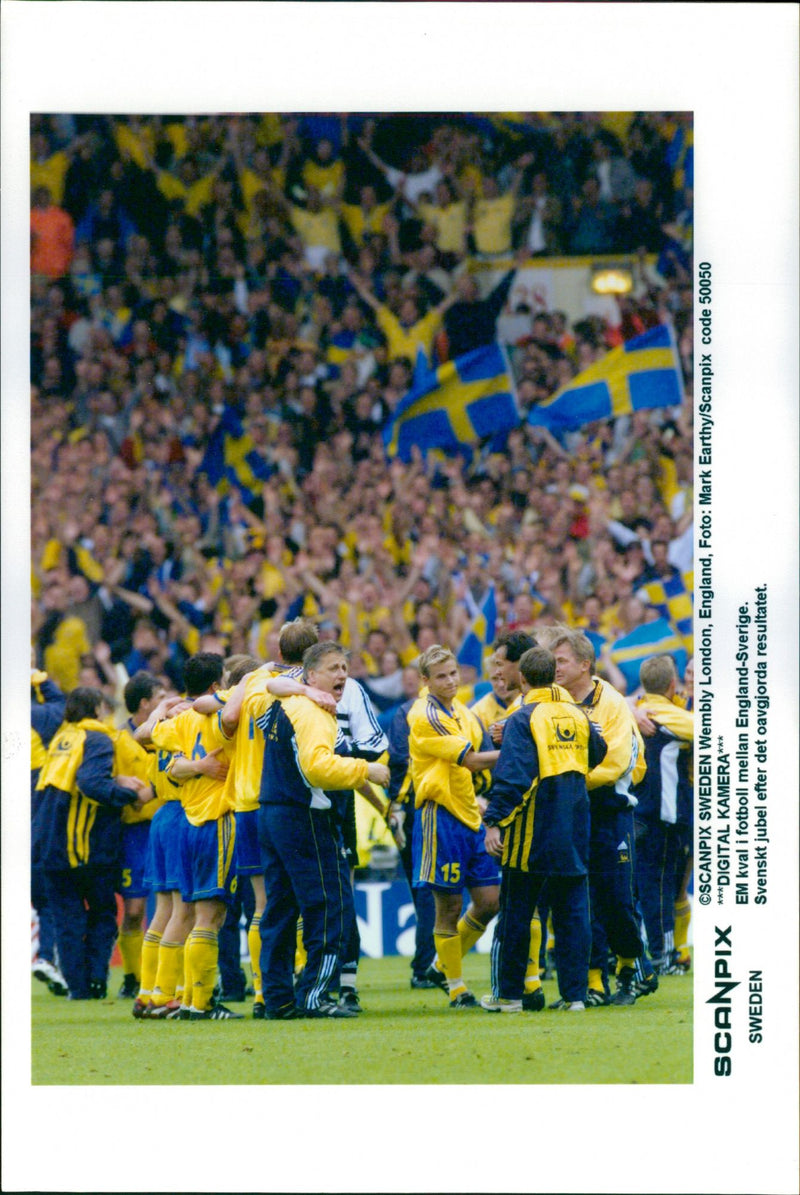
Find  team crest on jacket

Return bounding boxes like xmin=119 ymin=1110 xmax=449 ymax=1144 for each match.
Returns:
xmin=552 ymin=715 xmax=577 ymax=745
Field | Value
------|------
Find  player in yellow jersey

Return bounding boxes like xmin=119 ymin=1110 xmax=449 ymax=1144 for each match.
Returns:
xmin=147 ymin=652 xmax=245 ymax=1020
xmin=134 ymin=654 xmax=233 ymax=1019
xmin=469 ymin=653 xmax=512 ymax=735
xmin=132 ymin=722 xmax=190 ymax=1017
xmin=408 ymin=646 xmax=500 ymax=1008
xmin=485 ymin=631 xmax=538 ymax=742
xmin=132 ymin=678 xmax=208 ymax=1019
xmin=114 ymin=672 xmax=167 ymax=998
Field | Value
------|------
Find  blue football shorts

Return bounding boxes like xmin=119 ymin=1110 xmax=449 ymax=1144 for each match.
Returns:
xmin=118 ymin=821 xmax=151 ymax=898
xmin=144 ymin=801 xmax=188 ymax=894
xmin=412 ymin=801 xmax=500 ymax=891
xmin=179 ymin=811 xmax=238 ymax=904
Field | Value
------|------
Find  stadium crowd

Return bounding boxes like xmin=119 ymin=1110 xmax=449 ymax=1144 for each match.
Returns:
xmin=30 ymin=111 xmax=695 ymax=1016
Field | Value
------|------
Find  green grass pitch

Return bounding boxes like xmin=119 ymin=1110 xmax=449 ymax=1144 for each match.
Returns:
xmin=32 ymin=954 xmax=692 ymax=1085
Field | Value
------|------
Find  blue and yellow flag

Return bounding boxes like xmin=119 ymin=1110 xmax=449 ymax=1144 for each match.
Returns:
xmin=638 ymin=571 xmax=694 ymax=653
xmin=456 ymin=587 xmax=498 ymax=676
xmin=528 ymin=324 xmax=684 ymax=433
xmin=609 ymin=617 xmax=688 ymax=693
xmin=199 ymin=407 xmax=274 ymax=504
xmin=384 ymin=343 xmax=519 ymax=462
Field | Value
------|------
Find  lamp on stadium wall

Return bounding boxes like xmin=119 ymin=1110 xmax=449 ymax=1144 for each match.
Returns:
xmin=590 ymin=263 xmax=634 ymax=295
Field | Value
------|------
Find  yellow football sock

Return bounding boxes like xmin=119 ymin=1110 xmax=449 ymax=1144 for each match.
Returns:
xmin=180 ymin=944 xmax=191 ymax=1008
xmin=588 ymin=968 xmax=604 ymax=992
xmin=434 ymin=932 xmax=464 ymax=994
xmin=674 ymin=898 xmax=691 ymax=951
xmin=616 ymin=957 xmax=636 ymax=974
xmin=118 ymin=928 xmax=143 ymax=981
xmin=546 ymin=915 xmax=555 ymax=951
xmin=188 ymin=928 xmax=219 ymax=1012
xmin=295 ymin=918 xmax=307 ymax=975
xmin=175 ymin=944 xmax=186 ymax=1003
xmin=457 ymin=912 xmax=485 ymax=956
xmin=139 ymin=930 xmax=162 ymax=997
xmin=524 ymin=915 xmax=543 ymax=991
xmin=151 ymin=940 xmax=182 ymax=1006
xmin=248 ymin=914 xmax=263 ymax=1002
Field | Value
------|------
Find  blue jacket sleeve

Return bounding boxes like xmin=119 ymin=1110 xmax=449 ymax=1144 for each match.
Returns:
xmin=483 ymin=709 xmax=539 ymax=827
xmin=76 ymin=732 xmax=138 ymax=809
xmin=31 ymin=698 xmax=67 ymax=749
xmin=386 ymin=701 xmax=412 ymax=803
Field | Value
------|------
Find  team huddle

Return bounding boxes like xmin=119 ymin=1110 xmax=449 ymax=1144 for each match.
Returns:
xmin=31 ymin=617 xmax=693 ymax=1020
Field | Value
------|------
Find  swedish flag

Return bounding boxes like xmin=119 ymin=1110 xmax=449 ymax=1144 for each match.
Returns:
xmin=609 ymin=617 xmax=688 ymax=693
xmin=456 ymin=587 xmax=498 ymax=676
xmin=638 ymin=571 xmax=694 ymax=653
xmin=199 ymin=407 xmax=274 ymax=504
xmin=384 ymin=343 xmax=519 ymax=462
xmin=528 ymin=324 xmax=684 ymax=433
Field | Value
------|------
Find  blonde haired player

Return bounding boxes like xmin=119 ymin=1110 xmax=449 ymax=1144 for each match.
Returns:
xmin=409 ymin=645 xmax=500 ymax=1007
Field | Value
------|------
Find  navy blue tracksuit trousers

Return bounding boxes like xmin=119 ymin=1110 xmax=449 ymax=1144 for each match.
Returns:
xmin=45 ymin=866 xmax=118 ymax=999
xmin=634 ymin=816 xmax=679 ymax=961
xmin=492 ymin=868 xmax=590 ymax=1003
xmin=400 ymin=802 xmax=436 ymax=979
xmin=258 ymin=803 xmax=351 ymax=1013
xmin=588 ymin=808 xmax=644 ymax=979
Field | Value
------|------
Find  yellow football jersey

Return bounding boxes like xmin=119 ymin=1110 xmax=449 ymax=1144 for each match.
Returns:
xmin=150 ymin=708 xmax=233 ymax=826
xmin=112 ymin=727 xmax=159 ymax=825
xmin=470 ymin=689 xmax=516 ymax=731
xmin=408 ymin=694 xmax=486 ymax=831
xmin=222 ymin=665 xmax=277 ymax=813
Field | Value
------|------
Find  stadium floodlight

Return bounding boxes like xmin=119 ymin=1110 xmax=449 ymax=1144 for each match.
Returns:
xmin=590 ymin=264 xmax=634 ymax=295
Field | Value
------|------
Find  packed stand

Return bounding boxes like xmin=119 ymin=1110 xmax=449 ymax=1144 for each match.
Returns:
xmin=31 ymin=111 xmax=694 ymax=717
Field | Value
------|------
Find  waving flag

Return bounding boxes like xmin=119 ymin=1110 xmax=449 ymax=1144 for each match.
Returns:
xmin=638 ymin=571 xmax=694 ymax=653
xmin=528 ymin=324 xmax=684 ymax=433
xmin=198 ymin=407 xmax=274 ymax=503
xmin=609 ymin=617 xmax=688 ymax=692
xmin=384 ymin=343 xmax=519 ymax=462
xmin=456 ymin=587 xmax=498 ymax=675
